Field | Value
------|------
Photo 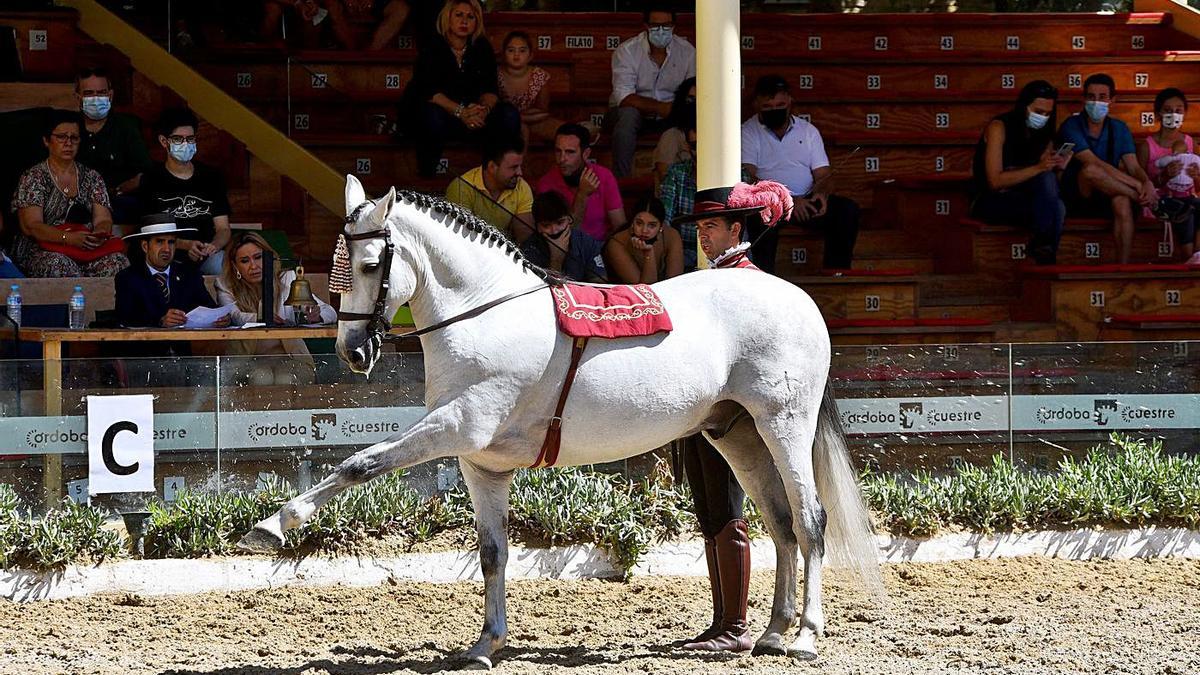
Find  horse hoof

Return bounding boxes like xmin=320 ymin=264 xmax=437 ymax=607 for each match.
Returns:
xmin=458 ymin=655 xmax=493 ymax=670
xmin=751 ymin=637 xmax=787 ymax=657
xmin=787 ymin=647 xmax=819 ymax=662
xmin=236 ymin=527 xmax=284 ymax=554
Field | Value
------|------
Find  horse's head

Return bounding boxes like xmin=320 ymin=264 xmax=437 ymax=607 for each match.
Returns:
xmin=334 ymin=175 xmax=418 ymax=375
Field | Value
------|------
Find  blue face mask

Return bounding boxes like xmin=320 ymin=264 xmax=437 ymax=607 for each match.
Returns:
xmin=647 ymin=26 xmax=673 ymax=49
xmin=1085 ymin=100 xmax=1109 ymax=122
xmin=1026 ymin=110 xmax=1050 ymax=130
xmin=81 ymin=96 xmax=111 ymax=121
xmin=169 ymin=141 xmax=197 ymax=163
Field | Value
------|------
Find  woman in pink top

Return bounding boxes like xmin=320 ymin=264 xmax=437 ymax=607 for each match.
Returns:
xmin=1137 ymin=87 xmax=1200 ymax=262
xmin=497 ymin=31 xmax=563 ymax=143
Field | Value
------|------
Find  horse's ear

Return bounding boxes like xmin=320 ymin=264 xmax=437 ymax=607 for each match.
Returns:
xmin=371 ymin=187 xmax=397 ymax=226
xmin=345 ymin=175 xmax=366 ymax=218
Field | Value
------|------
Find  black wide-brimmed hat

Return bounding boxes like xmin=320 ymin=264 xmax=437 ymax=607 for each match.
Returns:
xmin=672 ymin=182 xmax=794 ymax=227
xmin=122 ymin=212 xmax=197 ymax=240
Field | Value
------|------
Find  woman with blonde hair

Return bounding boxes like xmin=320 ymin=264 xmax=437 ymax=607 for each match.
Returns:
xmin=401 ymin=0 xmax=520 ymax=177
xmin=215 ymin=231 xmax=336 ymax=385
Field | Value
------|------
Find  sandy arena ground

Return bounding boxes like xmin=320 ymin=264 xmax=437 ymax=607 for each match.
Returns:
xmin=0 ymin=556 xmax=1197 ymax=675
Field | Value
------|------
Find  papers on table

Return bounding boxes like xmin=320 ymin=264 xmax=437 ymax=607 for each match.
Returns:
xmin=182 ymin=303 xmax=237 ymax=329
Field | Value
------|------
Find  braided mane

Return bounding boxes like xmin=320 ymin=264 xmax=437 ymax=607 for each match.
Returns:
xmin=389 ymin=189 xmax=557 ymax=284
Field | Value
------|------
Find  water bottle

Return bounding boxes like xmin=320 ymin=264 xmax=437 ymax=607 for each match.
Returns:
xmin=5 ymin=284 xmax=20 ymax=327
xmin=69 ymin=285 xmax=86 ymax=330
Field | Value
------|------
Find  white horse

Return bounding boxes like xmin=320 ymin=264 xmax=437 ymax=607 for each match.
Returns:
xmin=238 ymin=176 xmax=882 ymax=668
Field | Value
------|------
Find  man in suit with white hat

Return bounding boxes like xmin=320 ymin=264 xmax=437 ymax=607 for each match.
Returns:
xmin=114 ymin=212 xmax=227 ymax=331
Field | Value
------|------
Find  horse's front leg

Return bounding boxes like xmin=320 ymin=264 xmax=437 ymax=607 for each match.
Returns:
xmin=456 ymin=459 xmax=514 ymax=671
xmin=237 ymin=403 xmax=477 ymax=552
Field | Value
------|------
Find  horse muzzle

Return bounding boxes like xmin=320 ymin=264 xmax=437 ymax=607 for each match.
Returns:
xmin=340 ymin=328 xmax=384 ymax=375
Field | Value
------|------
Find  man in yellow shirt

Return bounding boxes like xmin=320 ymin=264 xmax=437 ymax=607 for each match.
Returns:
xmin=446 ymin=135 xmax=534 ymax=242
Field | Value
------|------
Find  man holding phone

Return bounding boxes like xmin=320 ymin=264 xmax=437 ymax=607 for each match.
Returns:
xmin=741 ymin=75 xmax=860 ymax=273
xmin=1059 ymin=73 xmax=1157 ymax=264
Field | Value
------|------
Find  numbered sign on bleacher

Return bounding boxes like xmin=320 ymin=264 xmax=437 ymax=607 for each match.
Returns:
xmin=864 ymin=295 xmax=881 ymax=312
xmin=1135 ymin=73 xmax=1149 ymax=89
xmin=935 ymin=112 xmax=950 ymax=129
xmin=311 ymin=72 xmax=328 ymax=89
xmin=791 ymin=248 xmax=807 ymax=264
xmin=1005 ymin=35 xmax=1020 ymax=50
xmin=236 ymin=72 xmax=252 ymax=88
xmin=865 ymin=157 xmax=880 ymax=173
xmin=537 ymin=35 xmax=551 ymax=50
xmin=397 ymin=35 xmax=413 ymax=49
xmin=1068 ymin=73 xmax=1082 ymax=89
xmin=87 ymin=395 xmax=155 ymax=495
xmin=1089 ymin=291 xmax=1105 ymax=307
xmin=939 ymin=36 xmax=954 ymax=51
xmin=436 ymin=158 xmax=450 ymax=175
xmin=798 ymin=75 xmax=814 ymax=90
xmin=934 ymin=199 xmax=950 ymax=216
xmin=1159 ymin=242 xmax=1173 ymax=258
xmin=741 ymin=36 xmax=755 ymax=50
xmin=1166 ymin=290 xmax=1182 ymax=307
xmin=385 ymin=73 xmax=401 ymax=89
xmin=28 ymin=30 xmax=47 ymax=51
xmin=1071 ymin=35 xmax=1086 ymax=50
xmin=566 ymin=35 xmax=593 ymax=49
xmin=1141 ymin=112 xmax=1157 ymax=127
xmin=808 ymin=36 xmax=822 ymax=51
xmin=1174 ymin=341 xmax=1189 ymax=357
xmin=293 ymin=114 xmax=310 ymax=131
xmin=606 ymin=36 xmax=620 ymax=50
xmin=1011 ymin=243 xmax=1027 ymax=260
xmin=1132 ymin=35 xmax=1145 ymax=50
xmin=866 ymin=75 xmax=881 ymax=91
xmin=873 ymin=36 xmax=888 ymax=51
xmin=1085 ymin=242 xmax=1100 ymax=259
xmin=1001 ymin=74 xmax=1016 ymax=90
xmin=935 ymin=156 xmax=945 ymax=173
xmin=933 ymin=74 xmax=948 ymax=90
xmin=356 ymin=158 xmax=372 ymax=175
xmin=866 ymin=113 xmax=881 ymax=129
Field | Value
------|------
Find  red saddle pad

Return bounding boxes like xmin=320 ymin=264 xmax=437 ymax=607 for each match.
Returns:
xmin=549 ymin=283 xmax=673 ymax=339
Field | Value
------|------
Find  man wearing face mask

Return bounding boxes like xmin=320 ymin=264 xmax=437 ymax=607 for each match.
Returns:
xmin=1058 ymin=73 xmax=1157 ymax=264
xmin=606 ymin=4 xmax=695 ymax=178
xmin=138 ymin=108 xmax=232 ymax=275
xmin=519 ymin=191 xmax=607 ymax=282
xmin=742 ymin=75 xmax=860 ymax=273
xmin=75 ymin=66 xmax=151 ymax=224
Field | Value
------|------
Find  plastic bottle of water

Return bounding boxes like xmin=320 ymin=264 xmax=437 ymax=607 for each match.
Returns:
xmin=69 ymin=285 xmax=86 ymax=330
xmin=5 ymin=284 xmax=20 ymax=327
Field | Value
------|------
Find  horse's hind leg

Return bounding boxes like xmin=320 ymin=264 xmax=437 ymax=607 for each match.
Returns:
xmin=456 ymin=460 xmax=514 ymax=671
xmin=706 ymin=421 xmax=798 ymax=657
xmin=237 ymin=403 xmax=480 ymax=552
xmin=748 ymin=397 xmax=828 ymax=661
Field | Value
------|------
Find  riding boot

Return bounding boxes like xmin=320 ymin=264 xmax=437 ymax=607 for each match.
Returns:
xmin=681 ymin=537 xmax=722 ymax=647
xmin=683 ymin=519 xmax=752 ymax=652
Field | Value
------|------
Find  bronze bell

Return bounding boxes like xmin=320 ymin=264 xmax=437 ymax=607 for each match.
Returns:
xmin=283 ymin=264 xmax=316 ymax=307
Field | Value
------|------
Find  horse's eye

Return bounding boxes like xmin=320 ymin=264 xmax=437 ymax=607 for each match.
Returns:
xmin=362 ymin=262 xmax=380 ymax=273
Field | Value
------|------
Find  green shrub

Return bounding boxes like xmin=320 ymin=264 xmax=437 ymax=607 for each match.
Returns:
xmin=0 ymin=486 xmax=123 ymax=570
xmin=862 ymin=434 xmax=1200 ymax=536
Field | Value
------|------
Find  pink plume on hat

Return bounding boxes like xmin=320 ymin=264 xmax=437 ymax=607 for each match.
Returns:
xmin=727 ymin=181 xmax=794 ymax=228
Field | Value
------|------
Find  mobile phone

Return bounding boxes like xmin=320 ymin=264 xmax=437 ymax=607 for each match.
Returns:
xmin=1055 ymin=142 xmax=1075 ymax=157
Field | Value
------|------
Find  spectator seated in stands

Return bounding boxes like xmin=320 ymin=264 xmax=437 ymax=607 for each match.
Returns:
xmin=970 ymin=80 xmax=1069 ymax=266
xmin=215 ymin=231 xmax=336 ymax=385
xmin=536 ymin=123 xmax=625 ymax=243
xmin=445 ymin=134 xmax=533 ymax=241
xmin=742 ymin=75 xmax=860 ymax=273
xmin=603 ymin=195 xmax=682 ymax=284
xmin=498 ymin=30 xmax=564 ymax=144
xmin=75 ymin=66 xmax=151 ymax=225
xmin=1058 ymin=73 xmax=1157 ymax=264
xmin=1137 ymin=87 xmax=1200 ymax=264
xmin=115 ymin=213 xmax=226 ymax=330
xmin=653 ymin=77 xmax=695 ymax=186
xmin=606 ymin=3 xmax=695 ymax=178
xmin=11 ymin=110 xmax=129 ymax=278
xmin=402 ymin=0 xmax=520 ymax=178
xmin=519 ymin=191 xmax=606 ymax=283
xmin=140 ymin=107 xmax=232 ymax=276
xmin=262 ymin=0 xmax=356 ymax=49
xmin=0 ymin=213 xmax=22 ymax=278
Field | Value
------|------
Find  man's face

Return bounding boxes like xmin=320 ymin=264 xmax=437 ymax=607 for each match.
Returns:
xmin=1084 ymin=83 xmax=1113 ymax=104
xmin=142 ymin=235 xmax=177 ymax=271
xmin=76 ymin=74 xmax=111 ymax=103
xmin=490 ymin=151 xmax=524 ymax=190
xmin=697 ymin=216 xmax=741 ymax=260
xmin=757 ymin=91 xmax=792 ymax=114
xmin=554 ymin=135 xmax=588 ymax=176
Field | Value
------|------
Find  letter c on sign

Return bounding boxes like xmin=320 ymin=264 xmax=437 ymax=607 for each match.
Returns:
xmin=102 ymin=421 xmax=139 ymax=476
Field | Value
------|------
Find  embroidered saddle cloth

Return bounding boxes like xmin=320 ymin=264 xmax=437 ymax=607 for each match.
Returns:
xmin=549 ymin=283 xmax=673 ymax=338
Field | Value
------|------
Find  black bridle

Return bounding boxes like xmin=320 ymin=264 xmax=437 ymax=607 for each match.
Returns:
xmin=338 ymin=201 xmax=549 ymax=345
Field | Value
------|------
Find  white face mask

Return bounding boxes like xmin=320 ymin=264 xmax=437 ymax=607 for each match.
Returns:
xmin=647 ymin=26 xmax=673 ymax=49
xmin=1026 ymin=110 xmax=1050 ymax=130
xmin=1162 ymin=112 xmax=1185 ymax=130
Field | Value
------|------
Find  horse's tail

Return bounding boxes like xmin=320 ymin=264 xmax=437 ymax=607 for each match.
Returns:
xmin=813 ymin=380 xmax=886 ymax=600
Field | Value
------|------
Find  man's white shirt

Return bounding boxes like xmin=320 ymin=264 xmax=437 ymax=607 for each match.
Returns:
xmin=741 ymin=114 xmax=830 ymax=197
xmin=609 ymin=33 xmax=696 ymax=108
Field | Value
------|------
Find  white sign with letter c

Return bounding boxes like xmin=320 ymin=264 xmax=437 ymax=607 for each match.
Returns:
xmin=87 ymin=395 xmax=155 ymax=495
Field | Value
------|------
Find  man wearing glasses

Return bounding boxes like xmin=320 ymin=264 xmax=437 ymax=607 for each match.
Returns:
xmin=75 ymin=66 xmax=151 ymax=224
xmin=138 ymin=108 xmax=232 ymax=275
xmin=606 ymin=3 xmax=695 ymax=178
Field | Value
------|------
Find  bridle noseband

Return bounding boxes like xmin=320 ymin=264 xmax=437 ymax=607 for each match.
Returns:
xmin=336 ymin=200 xmax=549 ymax=346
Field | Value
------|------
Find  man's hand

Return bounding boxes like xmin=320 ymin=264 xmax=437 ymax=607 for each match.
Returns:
xmin=656 ymin=100 xmax=671 ymax=118
xmin=1138 ymin=179 xmax=1158 ymax=206
xmin=793 ymin=196 xmax=820 ymax=221
xmin=213 ymin=314 xmax=232 ymax=328
xmin=115 ymin=176 xmax=140 ymax=197
xmin=188 ymin=242 xmax=215 ymax=261
xmin=161 ymin=308 xmax=187 ymax=328
xmin=809 ymin=193 xmax=828 ymax=218
xmin=578 ymin=165 xmax=600 ymax=198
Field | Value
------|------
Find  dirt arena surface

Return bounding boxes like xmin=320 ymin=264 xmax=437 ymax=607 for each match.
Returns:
xmin=0 ymin=556 xmax=1197 ymax=675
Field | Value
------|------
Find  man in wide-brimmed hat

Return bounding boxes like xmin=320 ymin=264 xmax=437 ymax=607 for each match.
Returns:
xmin=671 ymin=180 xmax=793 ymax=652
xmin=114 ymin=212 xmax=226 ymax=332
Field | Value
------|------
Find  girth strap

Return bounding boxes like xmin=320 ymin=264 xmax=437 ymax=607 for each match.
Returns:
xmin=530 ymin=337 xmax=589 ymax=469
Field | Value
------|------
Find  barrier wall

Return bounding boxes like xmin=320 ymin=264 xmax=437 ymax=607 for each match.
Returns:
xmin=0 ymin=342 xmax=1197 ymax=511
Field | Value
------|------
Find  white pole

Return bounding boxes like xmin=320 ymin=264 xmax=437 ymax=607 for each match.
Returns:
xmin=695 ymin=0 xmax=741 ymax=193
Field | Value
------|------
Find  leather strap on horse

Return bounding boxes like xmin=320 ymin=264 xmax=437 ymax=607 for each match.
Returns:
xmin=529 ymin=337 xmax=588 ymax=469
xmin=390 ymin=284 xmax=548 ymax=341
